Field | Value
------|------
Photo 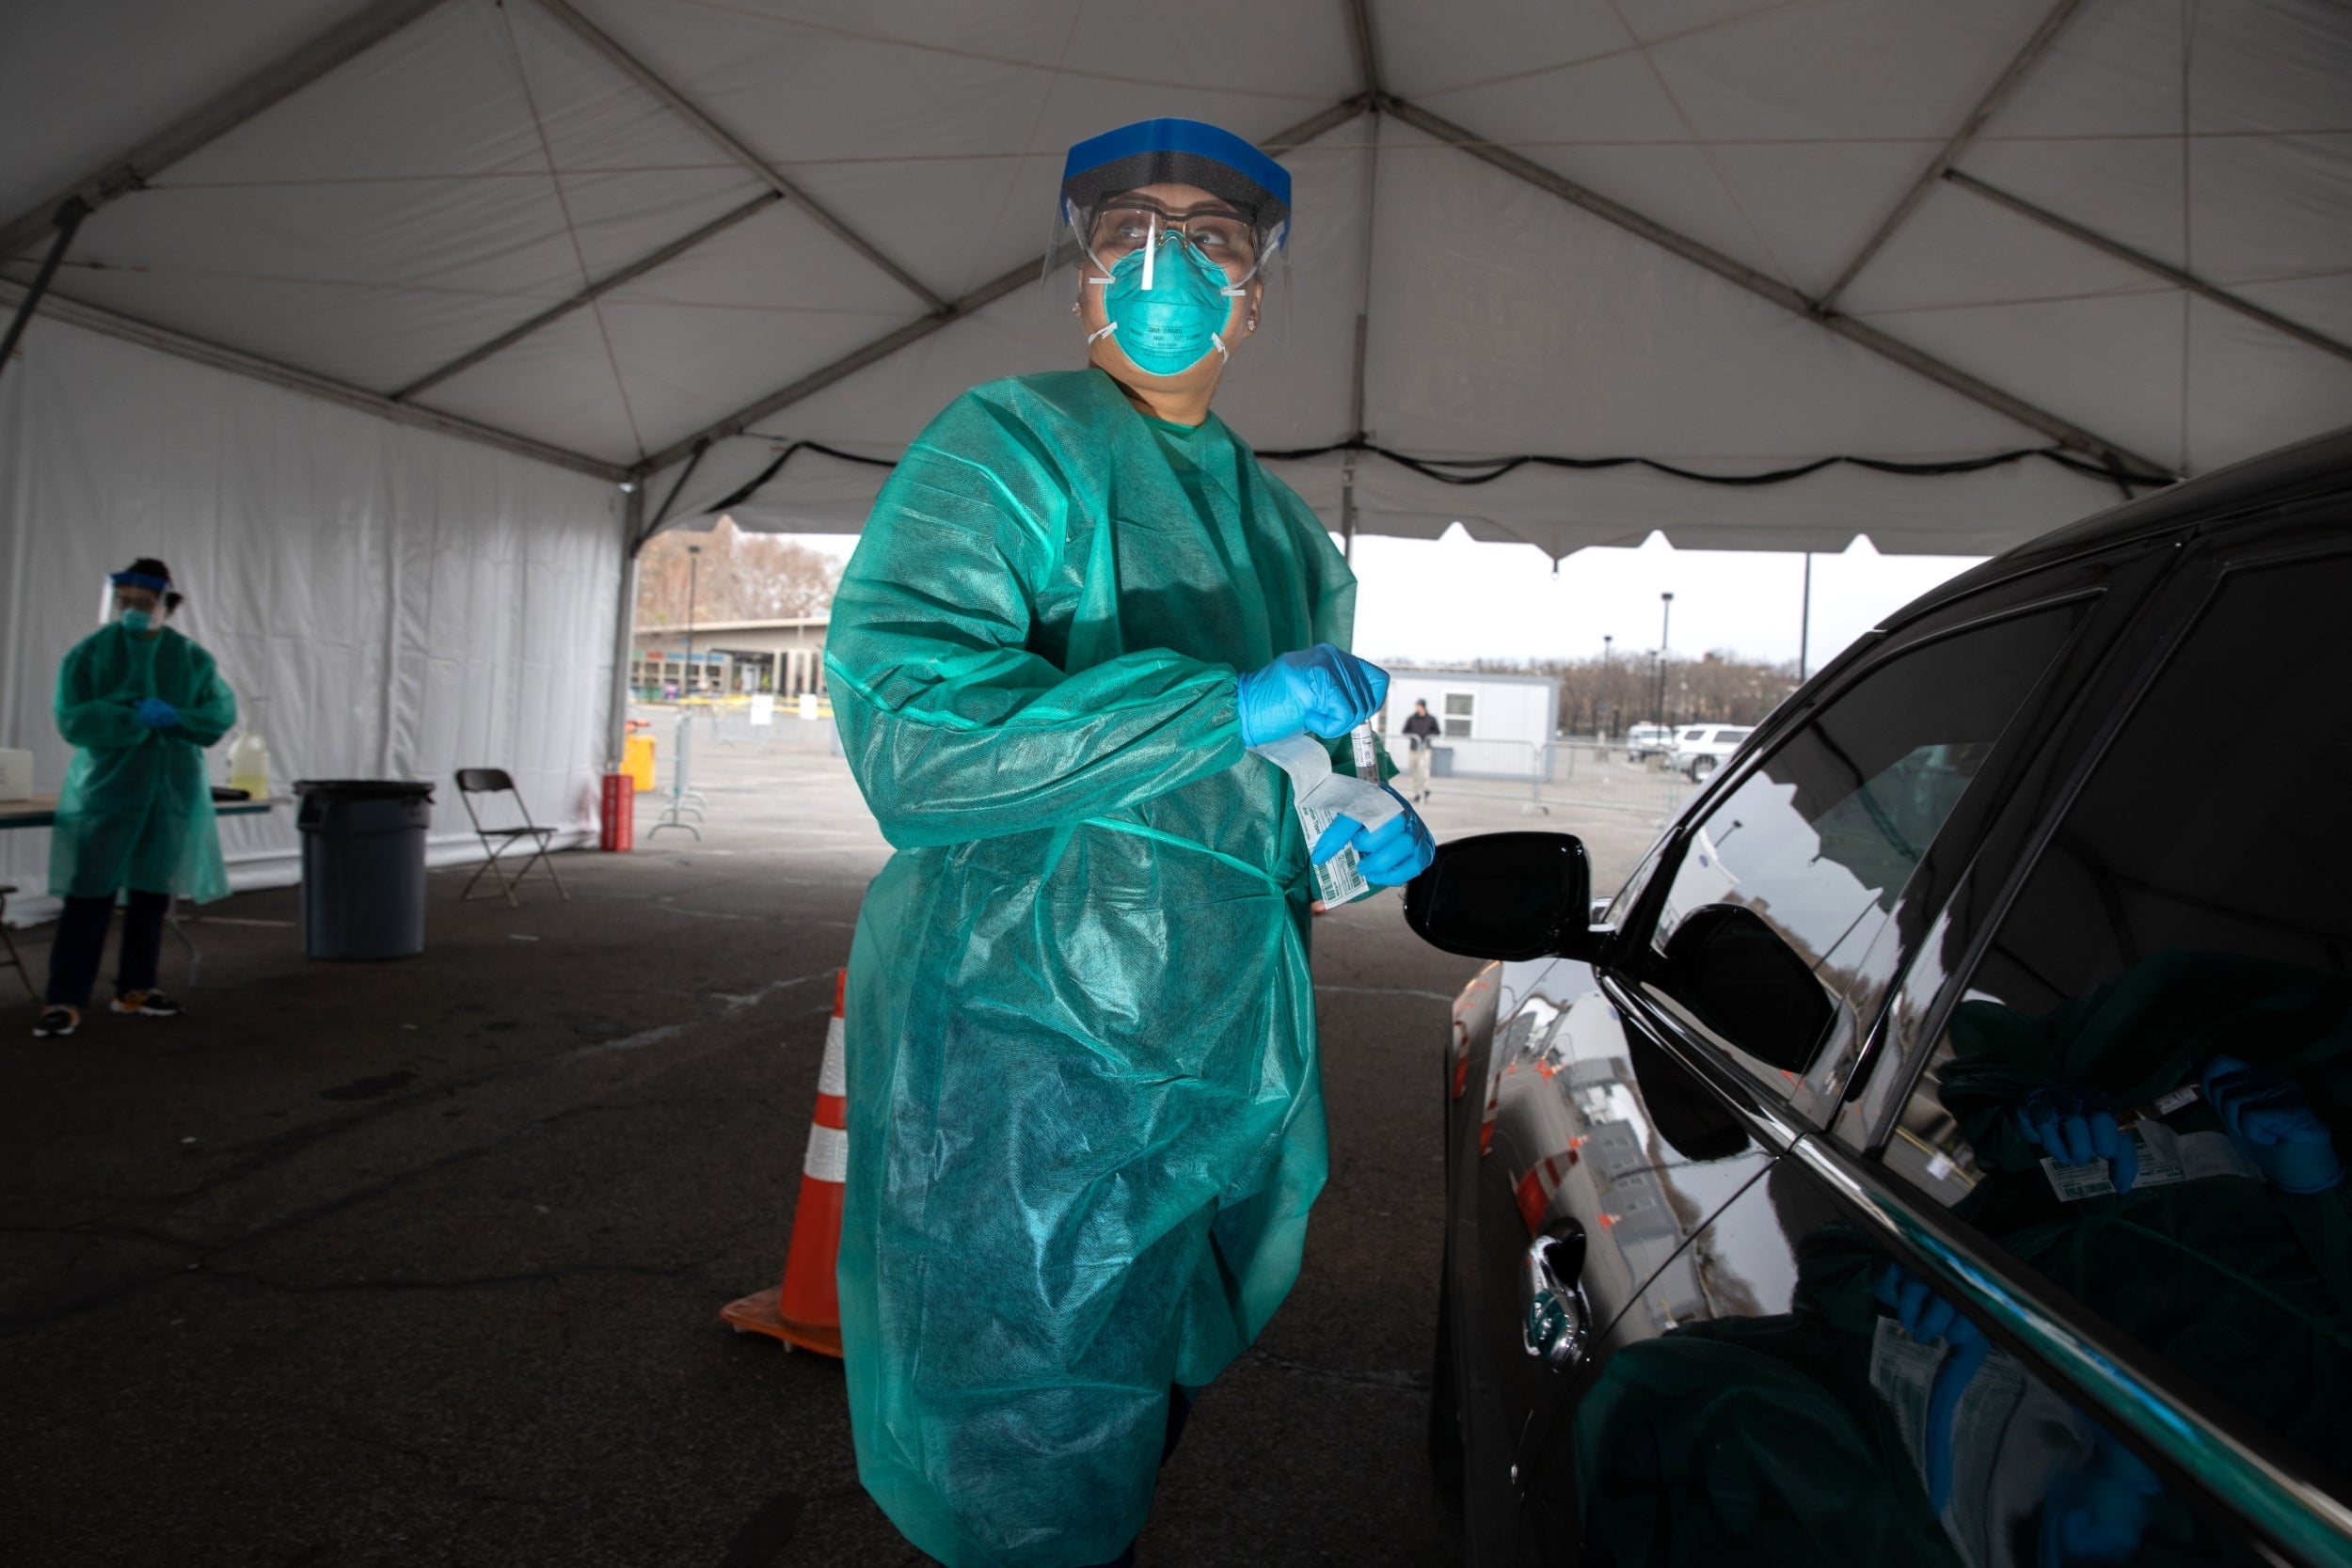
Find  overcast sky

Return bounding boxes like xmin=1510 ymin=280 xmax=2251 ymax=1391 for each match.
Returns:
xmin=780 ymin=529 xmax=1984 ymax=674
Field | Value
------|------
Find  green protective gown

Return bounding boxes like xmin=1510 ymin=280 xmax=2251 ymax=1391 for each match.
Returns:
xmin=825 ymin=368 xmax=1364 ymax=1568
xmin=49 ymin=622 xmax=238 ymax=904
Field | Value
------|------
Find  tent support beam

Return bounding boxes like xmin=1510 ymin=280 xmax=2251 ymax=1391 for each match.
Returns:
xmin=1947 ymin=169 xmax=2352 ymax=368
xmin=0 ymin=200 xmax=87 ymax=387
xmin=634 ymin=94 xmax=1375 ymax=479
xmin=0 ymin=279 xmax=626 ymax=482
xmin=1380 ymin=93 xmax=2172 ymax=482
xmin=0 ymin=0 xmax=449 ymax=262
xmin=609 ymin=486 xmax=644 ymax=768
xmin=1817 ymin=0 xmax=2088 ymax=312
xmin=1339 ymin=0 xmax=1383 ymax=562
xmin=393 ymin=192 xmax=783 ymax=402
xmin=528 ymin=0 xmax=946 ymax=313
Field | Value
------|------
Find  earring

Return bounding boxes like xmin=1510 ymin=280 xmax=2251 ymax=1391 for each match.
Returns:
xmin=1071 ymin=300 xmax=1080 ymax=314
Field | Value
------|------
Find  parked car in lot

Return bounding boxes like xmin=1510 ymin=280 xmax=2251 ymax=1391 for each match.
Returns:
xmin=1622 ymin=723 xmax=1674 ymax=762
xmin=1407 ymin=428 xmax=2352 ymax=1567
xmin=1666 ymin=722 xmax=1752 ymax=780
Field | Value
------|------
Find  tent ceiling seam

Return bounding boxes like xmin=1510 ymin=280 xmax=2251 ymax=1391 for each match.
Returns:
xmin=1 ymin=278 xmax=626 ymax=481
xmin=528 ymin=0 xmax=948 ymax=314
xmin=0 ymin=0 xmax=450 ymax=261
xmin=1818 ymin=0 xmax=2090 ymax=312
xmin=496 ymin=0 xmax=648 ymax=461
xmin=1378 ymin=93 xmax=2173 ymax=483
xmin=391 ymin=190 xmax=785 ymax=401
xmin=1943 ymin=171 xmax=2352 ymax=367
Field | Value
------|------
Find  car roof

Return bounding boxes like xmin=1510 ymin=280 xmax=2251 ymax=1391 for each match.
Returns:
xmin=1886 ymin=424 xmax=2352 ymax=635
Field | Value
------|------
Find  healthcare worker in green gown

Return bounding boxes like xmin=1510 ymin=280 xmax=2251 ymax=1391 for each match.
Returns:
xmin=824 ymin=119 xmax=1436 ymax=1567
xmin=34 ymin=559 xmax=237 ymax=1038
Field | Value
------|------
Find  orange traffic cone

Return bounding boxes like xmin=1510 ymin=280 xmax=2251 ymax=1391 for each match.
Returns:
xmin=721 ymin=967 xmax=849 ymax=1356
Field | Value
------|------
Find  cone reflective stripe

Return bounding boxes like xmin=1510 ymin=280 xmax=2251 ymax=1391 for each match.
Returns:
xmin=721 ymin=968 xmax=849 ymax=1355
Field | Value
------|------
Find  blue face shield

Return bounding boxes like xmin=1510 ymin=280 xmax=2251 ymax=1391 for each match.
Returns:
xmin=1089 ymin=230 xmax=1245 ymax=377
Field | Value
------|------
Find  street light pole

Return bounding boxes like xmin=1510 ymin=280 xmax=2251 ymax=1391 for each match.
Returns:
xmin=684 ymin=544 xmax=702 ymax=696
xmin=1799 ymin=553 xmax=1813 ymax=682
xmin=1658 ymin=592 xmax=1675 ymax=726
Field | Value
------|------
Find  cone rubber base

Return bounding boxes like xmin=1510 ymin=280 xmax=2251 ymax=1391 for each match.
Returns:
xmin=720 ymin=1285 xmax=843 ymax=1358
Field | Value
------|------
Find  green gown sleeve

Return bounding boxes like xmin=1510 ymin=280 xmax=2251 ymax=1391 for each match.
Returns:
xmin=54 ymin=640 xmax=150 ymax=752
xmin=825 ymin=393 xmax=1248 ymax=849
xmin=174 ymin=648 xmax=238 ymax=746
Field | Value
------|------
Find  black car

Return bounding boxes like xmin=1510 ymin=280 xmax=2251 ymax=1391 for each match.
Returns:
xmin=1409 ymin=427 xmax=2352 ymax=1567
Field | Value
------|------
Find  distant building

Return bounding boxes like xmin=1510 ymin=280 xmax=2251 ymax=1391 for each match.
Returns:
xmin=1380 ymin=670 xmax=1559 ymax=779
xmin=630 ymin=617 xmax=827 ymax=698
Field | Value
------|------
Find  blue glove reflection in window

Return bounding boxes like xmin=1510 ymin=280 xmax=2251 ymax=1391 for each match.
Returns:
xmin=2199 ymin=1055 xmax=2345 ymax=1194
xmin=2013 ymin=1085 xmax=2139 ymax=1195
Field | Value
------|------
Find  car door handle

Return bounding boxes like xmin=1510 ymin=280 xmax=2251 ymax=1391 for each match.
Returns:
xmin=1519 ymin=1219 xmax=1591 ymax=1371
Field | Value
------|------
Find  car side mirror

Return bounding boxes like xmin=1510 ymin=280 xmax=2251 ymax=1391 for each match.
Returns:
xmin=1405 ymin=832 xmax=1599 ymax=963
xmin=1658 ymin=903 xmax=1833 ymax=1073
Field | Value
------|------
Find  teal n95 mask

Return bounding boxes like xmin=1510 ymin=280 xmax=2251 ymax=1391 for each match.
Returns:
xmin=1088 ymin=226 xmax=1247 ymax=376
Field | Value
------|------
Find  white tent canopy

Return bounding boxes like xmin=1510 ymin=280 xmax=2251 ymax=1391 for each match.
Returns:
xmin=2 ymin=1 xmax=2347 ymax=911
xmin=6 ymin=0 xmax=2348 ymax=559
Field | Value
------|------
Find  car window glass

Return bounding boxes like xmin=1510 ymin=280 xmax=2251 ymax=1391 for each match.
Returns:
xmin=1883 ymin=553 xmax=2352 ymax=1486
xmin=1537 ymin=1158 xmax=2268 ymax=1566
xmin=1645 ymin=605 xmax=2082 ymax=1101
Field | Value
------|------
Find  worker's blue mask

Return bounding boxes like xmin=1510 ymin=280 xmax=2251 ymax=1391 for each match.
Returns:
xmin=119 ymin=609 xmax=152 ymax=633
xmin=1090 ymin=231 xmax=1245 ymax=376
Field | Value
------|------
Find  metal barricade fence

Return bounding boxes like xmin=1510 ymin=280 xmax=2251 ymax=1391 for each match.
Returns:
xmin=1417 ymin=736 xmax=1692 ymax=819
xmin=1536 ymin=738 xmax=1692 ymax=817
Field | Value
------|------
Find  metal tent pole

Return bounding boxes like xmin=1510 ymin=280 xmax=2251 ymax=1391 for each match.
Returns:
xmin=0 ymin=199 xmax=87 ymax=384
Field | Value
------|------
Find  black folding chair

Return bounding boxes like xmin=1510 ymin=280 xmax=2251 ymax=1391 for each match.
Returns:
xmin=454 ymin=768 xmax=569 ymax=907
xmin=0 ymin=885 xmax=30 ymax=998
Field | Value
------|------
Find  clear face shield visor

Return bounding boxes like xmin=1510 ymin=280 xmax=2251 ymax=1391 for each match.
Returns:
xmin=1041 ymin=194 xmax=1289 ymax=343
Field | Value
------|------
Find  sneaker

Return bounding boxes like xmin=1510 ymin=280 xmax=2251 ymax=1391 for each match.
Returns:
xmin=32 ymin=1005 xmax=79 ymax=1037
xmin=112 ymin=990 xmax=183 ymax=1018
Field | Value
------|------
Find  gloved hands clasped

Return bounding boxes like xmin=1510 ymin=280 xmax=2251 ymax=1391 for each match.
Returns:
xmin=2013 ymin=1085 xmax=2139 ymax=1195
xmin=134 ymin=696 xmax=181 ymax=730
xmin=2200 ymin=1055 xmax=2344 ymax=1194
xmin=1311 ymin=788 xmax=1436 ymax=888
xmin=1236 ymin=645 xmax=1386 ymax=746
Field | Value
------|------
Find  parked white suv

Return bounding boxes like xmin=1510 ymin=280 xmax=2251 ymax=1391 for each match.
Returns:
xmin=1671 ymin=723 xmax=1753 ymax=780
xmin=1624 ymin=723 xmax=1676 ymax=762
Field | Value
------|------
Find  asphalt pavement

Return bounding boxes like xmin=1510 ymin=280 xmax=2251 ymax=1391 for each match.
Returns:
xmin=0 ymin=712 xmax=1670 ymax=1567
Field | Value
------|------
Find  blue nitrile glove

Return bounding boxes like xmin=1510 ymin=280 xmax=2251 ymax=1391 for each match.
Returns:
xmin=1872 ymin=1259 xmax=1985 ymax=1523
xmin=135 ymin=697 xmax=180 ymax=730
xmin=2200 ymin=1055 xmax=2344 ymax=1194
xmin=2038 ymin=1429 xmax=2162 ymax=1567
xmin=1311 ymin=788 xmax=1436 ymax=887
xmin=1236 ymin=645 xmax=1388 ymax=746
xmin=1872 ymin=1260 xmax=1990 ymax=1515
xmin=2014 ymin=1085 xmax=2138 ymax=1195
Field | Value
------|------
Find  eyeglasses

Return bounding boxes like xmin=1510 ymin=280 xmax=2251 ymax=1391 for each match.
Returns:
xmin=1085 ymin=199 xmax=1260 ymax=272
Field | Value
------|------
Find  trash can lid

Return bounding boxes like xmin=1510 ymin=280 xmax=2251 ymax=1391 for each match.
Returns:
xmin=293 ymin=779 xmax=437 ymax=800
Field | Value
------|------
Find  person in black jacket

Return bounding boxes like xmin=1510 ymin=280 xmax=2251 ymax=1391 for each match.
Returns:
xmin=1401 ymin=699 xmax=1440 ymax=802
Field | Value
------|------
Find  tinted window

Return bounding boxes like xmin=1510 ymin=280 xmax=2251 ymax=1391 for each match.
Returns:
xmin=1885 ymin=554 xmax=2352 ymax=1484
xmin=1647 ymin=605 xmax=2080 ymax=1098
xmin=1541 ymin=1159 xmax=2267 ymax=1566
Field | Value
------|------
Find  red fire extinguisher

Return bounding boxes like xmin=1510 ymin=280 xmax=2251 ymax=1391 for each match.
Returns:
xmin=598 ymin=771 xmax=633 ymax=851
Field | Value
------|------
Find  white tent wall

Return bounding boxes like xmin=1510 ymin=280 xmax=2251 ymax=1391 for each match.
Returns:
xmin=0 ymin=318 xmax=625 ymax=923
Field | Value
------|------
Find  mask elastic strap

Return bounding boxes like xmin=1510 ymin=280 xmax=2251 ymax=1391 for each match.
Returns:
xmin=1088 ymin=321 xmax=1119 ymax=344
xmin=1210 ymin=332 xmax=1229 ymax=362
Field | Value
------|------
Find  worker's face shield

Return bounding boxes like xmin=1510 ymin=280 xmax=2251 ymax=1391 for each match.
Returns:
xmin=1042 ymin=185 xmax=1288 ymax=351
xmin=103 ymin=575 xmax=171 ymax=631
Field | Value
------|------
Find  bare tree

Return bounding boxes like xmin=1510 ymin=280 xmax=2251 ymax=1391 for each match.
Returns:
xmin=636 ymin=516 xmax=842 ymax=627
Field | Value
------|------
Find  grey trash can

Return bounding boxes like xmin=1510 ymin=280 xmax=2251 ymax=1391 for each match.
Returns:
xmin=1430 ymin=746 xmax=1455 ymax=779
xmin=296 ymin=780 xmax=435 ymax=959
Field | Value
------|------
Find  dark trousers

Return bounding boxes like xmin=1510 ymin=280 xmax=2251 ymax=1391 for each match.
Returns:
xmin=44 ymin=890 xmax=170 ymax=1007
